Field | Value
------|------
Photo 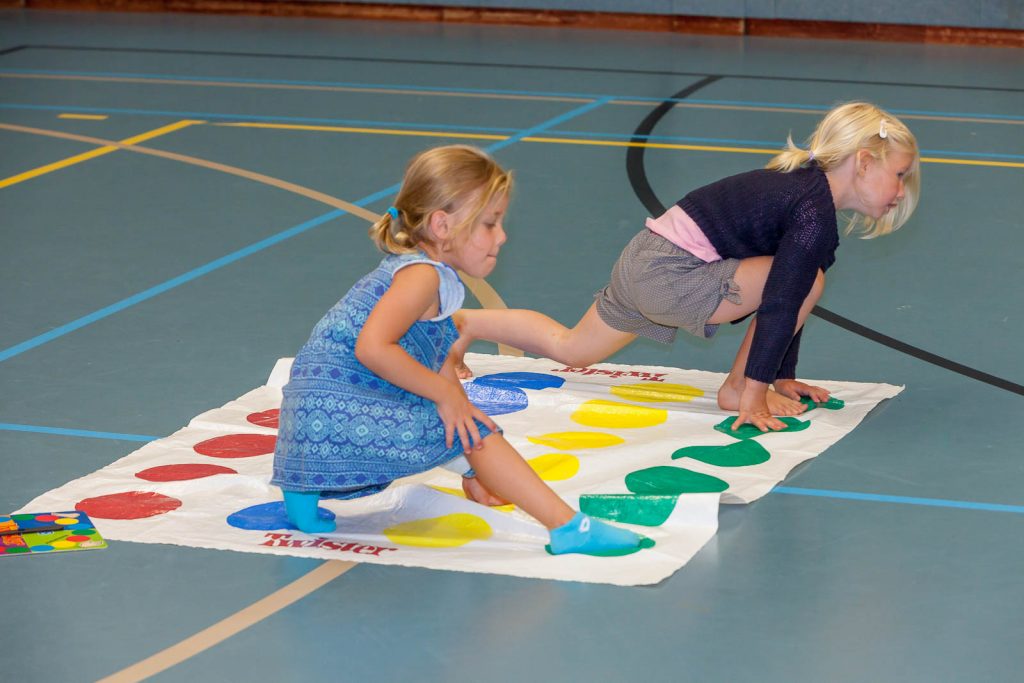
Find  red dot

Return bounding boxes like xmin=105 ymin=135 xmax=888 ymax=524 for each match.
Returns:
xmin=35 ymin=515 xmax=59 ymax=522
xmin=76 ymin=492 xmax=182 ymax=520
xmin=136 ymin=463 xmax=238 ymax=482
xmin=66 ymin=535 xmax=92 ymax=542
xmin=247 ymin=409 xmax=279 ymax=429
xmin=193 ymin=434 xmax=276 ymax=458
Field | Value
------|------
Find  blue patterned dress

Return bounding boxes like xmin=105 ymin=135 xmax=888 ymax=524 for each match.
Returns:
xmin=271 ymin=252 xmax=493 ymax=498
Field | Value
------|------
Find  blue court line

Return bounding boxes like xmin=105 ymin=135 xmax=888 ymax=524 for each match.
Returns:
xmin=0 ymin=422 xmax=157 ymax=442
xmin=5 ymin=417 xmax=1022 ymax=516
xmin=488 ymin=96 xmax=614 ymax=152
xmin=772 ymin=486 xmax=1024 ymax=514
xmin=0 ymin=209 xmax=346 ymax=362
xmin=5 ymin=68 xmax=1024 ymax=122
xmin=0 ymin=97 xmax=609 ymax=363
xmin=5 ymin=103 xmax=1022 ymax=162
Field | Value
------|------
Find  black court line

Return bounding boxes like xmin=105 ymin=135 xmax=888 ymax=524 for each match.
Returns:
xmin=0 ymin=45 xmax=27 ymax=56
xmin=626 ymin=85 xmax=1024 ymax=397
xmin=8 ymin=45 xmax=1024 ymax=93
xmin=626 ymin=78 xmax=722 ymax=213
xmin=811 ymin=308 xmax=1024 ymax=395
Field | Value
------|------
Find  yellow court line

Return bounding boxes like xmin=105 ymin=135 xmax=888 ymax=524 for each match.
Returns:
xmin=919 ymin=156 xmax=1024 ymax=168
xmin=613 ymin=101 xmax=1024 ymax=126
xmin=0 ymin=120 xmax=202 ymax=190
xmin=119 ymin=119 xmax=203 ymax=145
xmin=218 ymin=122 xmax=1024 ymax=168
xmin=0 ymin=145 xmax=119 ymax=190
xmin=58 ymin=113 xmax=109 ymax=120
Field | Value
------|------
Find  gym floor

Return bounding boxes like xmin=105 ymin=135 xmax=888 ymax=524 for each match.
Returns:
xmin=2 ymin=8 xmax=1022 ymax=682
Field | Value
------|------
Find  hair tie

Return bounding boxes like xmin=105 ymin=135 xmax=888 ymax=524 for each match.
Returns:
xmin=878 ymin=120 xmax=888 ymax=139
xmin=386 ymin=206 xmax=400 ymax=220
xmin=807 ymin=149 xmax=815 ymax=162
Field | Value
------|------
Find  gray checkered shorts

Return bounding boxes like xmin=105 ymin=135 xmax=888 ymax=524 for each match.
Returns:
xmin=595 ymin=229 xmax=742 ymax=343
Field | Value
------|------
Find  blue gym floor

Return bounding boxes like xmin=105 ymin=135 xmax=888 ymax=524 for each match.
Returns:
xmin=2 ymin=9 xmax=1022 ymax=683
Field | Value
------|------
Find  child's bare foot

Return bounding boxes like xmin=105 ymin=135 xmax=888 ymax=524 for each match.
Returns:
xmin=717 ymin=382 xmax=806 ymax=416
xmin=462 ymin=475 xmax=508 ymax=506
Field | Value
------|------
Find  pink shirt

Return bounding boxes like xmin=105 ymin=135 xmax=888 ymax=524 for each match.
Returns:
xmin=645 ymin=205 xmax=722 ymax=262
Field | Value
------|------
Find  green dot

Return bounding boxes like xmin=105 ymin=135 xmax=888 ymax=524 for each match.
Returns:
xmin=580 ymin=494 xmax=679 ymax=526
xmin=672 ymin=439 xmax=770 ymax=467
xmin=799 ymin=396 xmax=845 ymax=411
xmin=625 ymin=466 xmax=729 ymax=495
xmin=714 ymin=416 xmax=809 ymax=439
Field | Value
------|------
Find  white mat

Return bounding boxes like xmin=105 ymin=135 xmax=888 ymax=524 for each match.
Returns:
xmin=21 ymin=354 xmax=901 ymax=586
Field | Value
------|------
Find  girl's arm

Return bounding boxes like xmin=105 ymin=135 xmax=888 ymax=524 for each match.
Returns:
xmin=355 ymin=264 xmax=497 ymax=453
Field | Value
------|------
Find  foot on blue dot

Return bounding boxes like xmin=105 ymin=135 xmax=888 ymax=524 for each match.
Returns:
xmin=283 ymin=490 xmax=336 ymax=534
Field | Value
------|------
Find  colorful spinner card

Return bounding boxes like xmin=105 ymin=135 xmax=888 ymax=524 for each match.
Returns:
xmin=0 ymin=511 xmax=107 ymax=557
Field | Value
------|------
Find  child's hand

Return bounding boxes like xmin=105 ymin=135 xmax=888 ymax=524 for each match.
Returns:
xmin=436 ymin=381 xmax=498 ymax=453
xmin=736 ymin=381 xmax=787 ymax=433
xmin=774 ymin=379 xmax=830 ymax=404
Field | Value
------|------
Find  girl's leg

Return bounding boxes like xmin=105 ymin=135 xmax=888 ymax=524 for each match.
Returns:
xmin=282 ymin=490 xmax=336 ymax=534
xmin=710 ymin=258 xmax=826 ymax=414
xmin=466 ymin=433 xmax=648 ymax=555
xmin=715 ymin=319 xmax=805 ymax=416
xmin=454 ymin=303 xmax=636 ymax=372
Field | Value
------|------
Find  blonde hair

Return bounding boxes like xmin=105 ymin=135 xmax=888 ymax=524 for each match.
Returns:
xmin=768 ymin=101 xmax=920 ymax=238
xmin=370 ymin=145 xmax=513 ymax=254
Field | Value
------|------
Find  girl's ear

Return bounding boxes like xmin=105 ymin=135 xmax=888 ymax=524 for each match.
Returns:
xmin=856 ymin=149 xmax=873 ymax=176
xmin=427 ymin=209 xmax=451 ymax=242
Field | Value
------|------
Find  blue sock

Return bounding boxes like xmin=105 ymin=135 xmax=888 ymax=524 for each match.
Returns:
xmin=546 ymin=512 xmax=654 ymax=557
xmin=283 ymin=490 xmax=336 ymax=534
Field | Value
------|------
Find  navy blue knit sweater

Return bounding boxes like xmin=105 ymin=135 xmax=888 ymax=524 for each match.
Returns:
xmin=678 ymin=165 xmax=838 ymax=383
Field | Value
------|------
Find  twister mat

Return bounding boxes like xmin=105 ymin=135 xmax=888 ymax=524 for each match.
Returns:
xmin=19 ymin=354 xmax=901 ymax=585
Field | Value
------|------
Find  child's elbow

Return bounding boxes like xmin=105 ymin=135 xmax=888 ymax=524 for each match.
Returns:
xmin=354 ymin=336 xmax=374 ymax=367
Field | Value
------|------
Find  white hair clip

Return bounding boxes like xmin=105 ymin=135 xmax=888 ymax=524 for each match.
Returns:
xmin=879 ymin=120 xmax=888 ymax=139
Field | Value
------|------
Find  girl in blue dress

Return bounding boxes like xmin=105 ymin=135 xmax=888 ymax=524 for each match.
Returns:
xmin=272 ymin=145 xmax=648 ymax=556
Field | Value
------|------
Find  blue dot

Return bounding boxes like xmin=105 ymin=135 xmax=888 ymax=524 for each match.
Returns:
xmin=463 ymin=381 xmax=528 ymax=416
xmin=30 ymin=545 xmax=54 ymax=552
xmin=474 ymin=372 xmax=565 ymax=391
xmin=226 ymin=502 xmax=335 ymax=531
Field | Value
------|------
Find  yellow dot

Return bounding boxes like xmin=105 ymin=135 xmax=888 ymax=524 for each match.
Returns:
xmin=50 ymin=540 xmax=77 ymax=549
xmin=571 ymin=400 xmax=667 ymax=428
xmin=55 ymin=518 xmax=78 ymax=525
xmin=527 ymin=432 xmax=624 ymax=450
xmin=527 ymin=453 xmax=580 ymax=481
xmin=383 ymin=513 xmax=492 ymax=548
xmin=609 ymin=383 xmax=704 ymax=403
